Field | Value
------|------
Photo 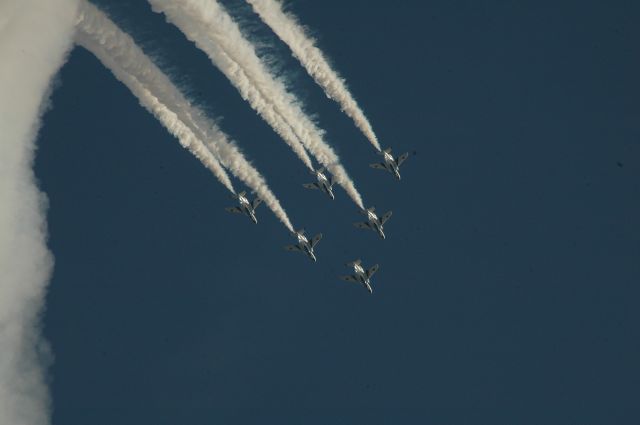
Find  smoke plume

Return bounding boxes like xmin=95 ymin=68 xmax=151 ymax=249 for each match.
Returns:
xmin=247 ymin=0 xmax=381 ymax=151
xmin=0 ymin=1 xmax=79 ymax=424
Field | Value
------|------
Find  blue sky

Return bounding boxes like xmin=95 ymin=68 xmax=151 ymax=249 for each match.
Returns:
xmin=36 ymin=0 xmax=638 ymax=423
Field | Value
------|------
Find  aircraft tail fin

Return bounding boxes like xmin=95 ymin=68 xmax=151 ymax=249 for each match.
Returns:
xmin=359 ymin=206 xmax=375 ymax=215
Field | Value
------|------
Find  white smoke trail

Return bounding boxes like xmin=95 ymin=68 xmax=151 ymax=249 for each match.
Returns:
xmin=146 ymin=0 xmax=314 ymax=173
xmin=0 ymin=0 xmax=78 ymax=424
xmin=148 ymin=0 xmax=365 ymax=209
xmin=76 ymin=2 xmax=295 ymax=232
xmin=246 ymin=0 xmax=381 ymax=152
xmin=75 ymin=3 xmax=234 ymax=194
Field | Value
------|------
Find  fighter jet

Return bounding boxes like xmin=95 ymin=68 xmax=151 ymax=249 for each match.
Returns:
xmin=354 ymin=206 xmax=392 ymax=239
xmin=284 ymin=229 xmax=322 ymax=262
xmin=225 ymin=191 xmax=262 ymax=224
xmin=370 ymin=147 xmax=409 ymax=180
xmin=303 ymin=167 xmax=335 ymax=200
xmin=340 ymin=259 xmax=379 ymax=294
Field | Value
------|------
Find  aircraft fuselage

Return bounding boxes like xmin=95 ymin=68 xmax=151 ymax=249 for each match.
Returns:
xmin=297 ymin=233 xmax=317 ymax=261
xmin=239 ymin=196 xmax=257 ymax=224
xmin=382 ymin=152 xmax=401 ymax=180
xmin=316 ymin=171 xmax=335 ymax=199
xmin=367 ymin=211 xmax=386 ymax=239
xmin=353 ymin=263 xmax=373 ymax=293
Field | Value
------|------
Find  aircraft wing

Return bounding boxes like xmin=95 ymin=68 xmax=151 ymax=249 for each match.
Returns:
xmin=354 ymin=222 xmax=372 ymax=230
xmin=370 ymin=163 xmax=386 ymax=170
xmin=381 ymin=211 xmax=393 ymax=225
xmin=252 ymin=198 xmax=263 ymax=209
xmin=311 ymin=233 xmax=323 ymax=248
xmin=340 ymin=275 xmax=359 ymax=283
xmin=303 ymin=183 xmax=319 ymax=190
xmin=225 ymin=207 xmax=242 ymax=214
xmin=366 ymin=264 xmax=379 ymax=279
xmin=397 ymin=152 xmax=409 ymax=166
xmin=284 ymin=244 xmax=301 ymax=252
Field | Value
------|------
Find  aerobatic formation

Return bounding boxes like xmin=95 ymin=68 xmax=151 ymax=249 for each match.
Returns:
xmin=72 ymin=0 xmax=415 ymax=293
xmin=3 ymin=0 xmax=411 ymax=421
xmin=72 ymin=0 xmax=411 ymax=293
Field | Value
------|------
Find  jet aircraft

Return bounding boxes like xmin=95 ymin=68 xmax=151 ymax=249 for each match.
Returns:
xmin=225 ymin=191 xmax=262 ymax=224
xmin=370 ymin=147 xmax=409 ymax=180
xmin=284 ymin=229 xmax=322 ymax=262
xmin=354 ymin=206 xmax=392 ymax=239
xmin=303 ymin=167 xmax=335 ymax=200
xmin=340 ymin=259 xmax=379 ymax=293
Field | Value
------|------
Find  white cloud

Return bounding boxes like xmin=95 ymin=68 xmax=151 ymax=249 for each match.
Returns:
xmin=0 ymin=0 xmax=78 ymax=424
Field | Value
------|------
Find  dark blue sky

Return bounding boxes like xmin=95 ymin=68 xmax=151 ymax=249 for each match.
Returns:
xmin=37 ymin=0 xmax=638 ymax=423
